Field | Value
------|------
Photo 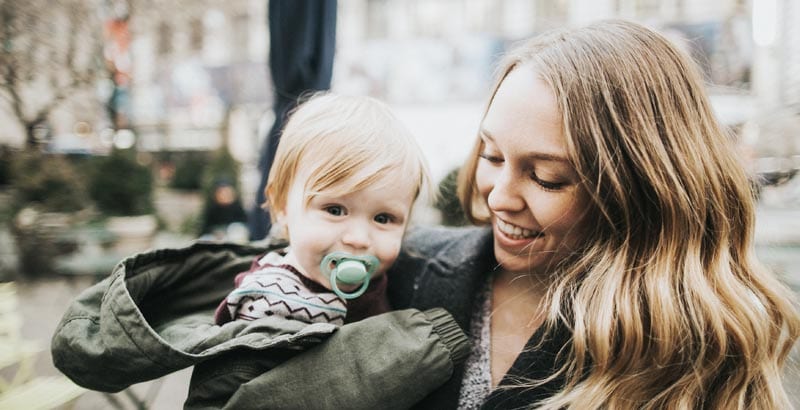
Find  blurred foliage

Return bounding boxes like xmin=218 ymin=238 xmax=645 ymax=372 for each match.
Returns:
xmin=10 ymin=209 xmax=77 ymax=279
xmin=180 ymin=212 xmax=202 ymax=236
xmin=195 ymin=147 xmax=244 ymax=238
xmin=167 ymin=151 xmax=210 ymax=191
xmin=9 ymin=150 xmax=89 ymax=213
xmin=4 ymin=148 xmax=93 ymax=278
xmin=0 ymin=145 xmax=13 ymax=186
xmin=162 ymin=148 xmax=241 ymax=197
xmin=202 ymin=146 xmax=241 ymax=199
xmin=435 ymin=167 xmax=469 ymax=226
xmin=88 ymin=148 xmax=154 ymax=216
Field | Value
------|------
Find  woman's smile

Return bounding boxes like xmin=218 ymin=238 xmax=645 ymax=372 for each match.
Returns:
xmin=495 ymin=217 xmax=541 ymax=240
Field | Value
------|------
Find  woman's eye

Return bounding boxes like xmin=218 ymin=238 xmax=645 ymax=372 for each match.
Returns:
xmin=373 ymin=213 xmax=393 ymax=224
xmin=530 ymin=172 xmax=566 ymax=191
xmin=325 ymin=205 xmax=345 ymax=216
xmin=478 ymin=152 xmax=503 ymax=163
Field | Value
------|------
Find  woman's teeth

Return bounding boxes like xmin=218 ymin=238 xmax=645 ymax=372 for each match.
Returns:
xmin=497 ymin=219 xmax=540 ymax=239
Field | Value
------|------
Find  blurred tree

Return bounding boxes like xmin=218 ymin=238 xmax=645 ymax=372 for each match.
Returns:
xmin=88 ymin=148 xmax=154 ymax=216
xmin=435 ymin=167 xmax=469 ymax=227
xmin=10 ymin=150 xmax=89 ymax=213
xmin=0 ymin=0 xmax=105 ymax=148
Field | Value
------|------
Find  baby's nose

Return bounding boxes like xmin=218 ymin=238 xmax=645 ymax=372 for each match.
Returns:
xmin=341 ymin=222 xmax=370 ymax=249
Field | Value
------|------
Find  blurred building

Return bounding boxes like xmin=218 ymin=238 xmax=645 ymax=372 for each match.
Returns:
xmin=0 ymin=0 xmax=109 ymax=150
xmin=125 ymin=0 xmax=269 ymax=162
xmin=333 ymin=0 xmax=758 ymax=104
xmin=3 ymin=0 xmax=797 ymax=169
xmin=332 ymin=0 xmax=798 ymax=181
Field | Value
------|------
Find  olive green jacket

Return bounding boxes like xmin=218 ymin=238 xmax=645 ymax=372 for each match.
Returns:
xmin=51 ymin=241 xmax=468 ymax=409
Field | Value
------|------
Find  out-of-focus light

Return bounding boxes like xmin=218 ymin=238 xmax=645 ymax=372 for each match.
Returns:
xmin=74 ymin=121 xmax=92 ymax=138
xmin=100 ymin=128 xmax=115 ymax=147
xmin=114 ymin=129 xmax=136 ymax=149
xmin=753 ymin=0 xmax=778 ymax=46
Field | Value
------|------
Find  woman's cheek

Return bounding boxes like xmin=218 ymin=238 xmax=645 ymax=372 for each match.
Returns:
xmin=475 ymin=162 xmax=496 ymax=197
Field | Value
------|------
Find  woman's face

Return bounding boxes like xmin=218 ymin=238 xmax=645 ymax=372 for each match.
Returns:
xmin=476 ymin=64 xmax=590 ymax=274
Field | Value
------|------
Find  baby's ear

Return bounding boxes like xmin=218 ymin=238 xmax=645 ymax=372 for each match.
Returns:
xmin=269 ymin=220 xmax=289 ymax=241
xmin=273 ymin=210 xmax=285 ymax=225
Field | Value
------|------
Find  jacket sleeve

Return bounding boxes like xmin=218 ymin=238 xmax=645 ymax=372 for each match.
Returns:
xmin=49 ymin=241 xmax=317 ymax=393
xmin=184 ymin=308 xmax=469 ymax=410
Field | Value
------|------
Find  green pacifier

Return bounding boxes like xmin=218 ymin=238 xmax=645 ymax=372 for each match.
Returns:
xmin=320 ymin=252 xmax=379 ymax=299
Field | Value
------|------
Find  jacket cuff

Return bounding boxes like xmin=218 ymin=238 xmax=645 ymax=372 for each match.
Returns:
xmin=423 ymin=307 xmax=469 ymax=366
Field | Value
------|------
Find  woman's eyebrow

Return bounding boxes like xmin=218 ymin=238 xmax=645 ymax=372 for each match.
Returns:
xmin=479 ymin=128 xmax=569 ymax=163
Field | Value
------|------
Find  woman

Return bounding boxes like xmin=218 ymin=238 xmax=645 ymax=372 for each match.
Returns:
xmin=53 ymin=20 xmax=799 ymax=409
xmin=448 ymin=19 xmax=800 ymax=408
xmin=264 ymin=19 xmax=800 ymax=408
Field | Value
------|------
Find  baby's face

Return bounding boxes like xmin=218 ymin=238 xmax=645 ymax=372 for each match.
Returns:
xmin=278 ymin=175 xmax=417 ymax=289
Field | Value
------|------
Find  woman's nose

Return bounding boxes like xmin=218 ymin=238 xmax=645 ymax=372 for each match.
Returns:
xmin=486 ymin=168 xmax=526 ymax=213
xmin=341 ymin=221 xmax=370 ymax=250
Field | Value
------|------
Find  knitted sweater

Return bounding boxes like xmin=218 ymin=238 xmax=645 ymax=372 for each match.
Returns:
xmin=214 ymin=251 xmax=389 ymax=326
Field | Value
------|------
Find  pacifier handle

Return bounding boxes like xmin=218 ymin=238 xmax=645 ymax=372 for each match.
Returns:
xmin=320 ymin=252 xmax=378 ymax=299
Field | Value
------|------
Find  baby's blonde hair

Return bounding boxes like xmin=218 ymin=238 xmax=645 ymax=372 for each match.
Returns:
xmin=265 ymin=93 xmax=431 ymax=220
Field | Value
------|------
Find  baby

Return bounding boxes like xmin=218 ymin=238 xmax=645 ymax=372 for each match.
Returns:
xmin=215 ymin=93 xmax=431 ymax=326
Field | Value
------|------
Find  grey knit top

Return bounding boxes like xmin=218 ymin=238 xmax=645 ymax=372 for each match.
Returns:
xmin=457 ymin=275 xmax=493 ymax=408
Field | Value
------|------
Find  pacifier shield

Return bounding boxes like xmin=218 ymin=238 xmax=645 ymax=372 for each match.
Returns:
xmin=320 ymin=252 xmax=379 ymax=300
xmin=336 ymin=260 xmax=368 ymax=284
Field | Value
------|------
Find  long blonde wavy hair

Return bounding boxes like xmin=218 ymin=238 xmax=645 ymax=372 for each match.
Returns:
xmin=458 ymin=20 xmax=800 ymax=409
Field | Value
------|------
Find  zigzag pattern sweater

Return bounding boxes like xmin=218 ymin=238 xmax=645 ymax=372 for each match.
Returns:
xmin=214 ymin=251 xmax=389 ymax=326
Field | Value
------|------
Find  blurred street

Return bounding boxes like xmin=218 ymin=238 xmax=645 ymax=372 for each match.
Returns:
xmin=2 ymin=0 xmax=799 ymax=406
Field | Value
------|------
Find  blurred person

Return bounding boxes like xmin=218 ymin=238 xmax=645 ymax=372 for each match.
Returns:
xmin=250 ymin=0 xmax=337 ymax=240
xmin=52 ymin=20 xmax=800 ymax=409
xmin=199 ymin=178 xmax=248 ymax=241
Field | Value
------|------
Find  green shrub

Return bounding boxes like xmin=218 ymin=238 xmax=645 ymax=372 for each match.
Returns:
xmin=88 ymin=148 xmax=154 ymax=216
xmin=0 ymin=145 xmax=13 ymax=186
xmin=10 ymin=151 xmax=89 ymax=212
xmin=169 ymin=151 xmax=209 ymax=191
xmin=202 ymin=147 xmax=241 ymax=199
xmin=435 ymin=167 xmax=469 ymax=226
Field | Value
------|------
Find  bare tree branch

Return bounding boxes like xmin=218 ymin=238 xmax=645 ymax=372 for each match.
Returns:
xmin=0 ymin=0 xmax=106 ymax=148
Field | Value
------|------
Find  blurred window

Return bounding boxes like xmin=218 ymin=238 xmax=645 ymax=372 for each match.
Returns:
xmin=535 ymin=0 xmax=567 ymax=29
xmin=366 ymin=0 xmax=389 ymax=38
xmin=190 ymin=18 xmax=203 ymax=52
xmin=233 ymin=13 xmax=249 ymax=61
xmin=158 ymin=22 xmax=172 ymax=56
xmin=635 ymin=0 xmax=660 ymax=16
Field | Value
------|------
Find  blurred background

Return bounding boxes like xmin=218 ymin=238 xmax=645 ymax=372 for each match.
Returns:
xmin=0 ymin=0 xmax=798 ymax=408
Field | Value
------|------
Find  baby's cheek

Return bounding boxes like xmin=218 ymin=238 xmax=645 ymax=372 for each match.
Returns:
xmin=377 ymin=242 xmax=403 ymax=274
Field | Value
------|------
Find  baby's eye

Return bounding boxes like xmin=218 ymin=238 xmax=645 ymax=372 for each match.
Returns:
xmin=373 ymin=213 xmax=393 ymax=224
xmin=325 ymin=205 xmax=345 ymax=216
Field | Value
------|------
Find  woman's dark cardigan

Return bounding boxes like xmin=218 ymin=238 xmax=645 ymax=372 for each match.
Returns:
xmin=390 ymin=226 xmax=570 ymax=409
